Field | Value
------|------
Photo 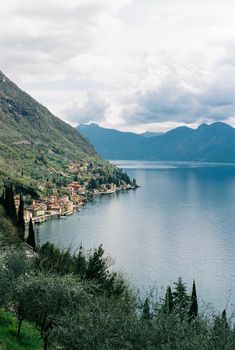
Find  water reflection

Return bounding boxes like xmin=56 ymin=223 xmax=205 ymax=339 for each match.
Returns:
xmin=39 ymin=161 xmax=235 ymax=311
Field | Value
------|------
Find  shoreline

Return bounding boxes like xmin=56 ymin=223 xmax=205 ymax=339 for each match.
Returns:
xmin=32 ymin=185 xmax=139 ymax=225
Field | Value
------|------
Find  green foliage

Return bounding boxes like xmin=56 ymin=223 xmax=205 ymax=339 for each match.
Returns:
xmin=0 ymin=216 xmax=20 ymax=246
xmin=35 ymin=242 xmax=74 ymax=275
xmin=164 ymin=286 xmax=174 ymax=314
xmin=0 ymin=310 xmax=42 ymax=350
xmin=3 ymin=183 xmax=17 ymax=225
xmin=0 ymin=71 xmax=126 ymax=195
xmin=0 ymin=242 xmax=235 ymax=349
xmin=26 ymin=218 xmax=36 ymax=250
xmin=189 ymin=280 xmax=198 ymax=321
xmin=35 ymin=242 xmax=127 ymax=297
xmin=88 ymin=177 xmax=97 ymax=189
xmin=74 ymin=244 xmax=87 ymax=278
xmin=173 ymin=277 xmax=190 ymax=317
xmin=14 ymin=273 xmax=89 ymax=349
xmin=51 ymin=295 xmax=139 ymax=350
xmin=142 ymin=297 xmax=151 ymax=320
xmin=0 ymin=249 xmax=32 ymax=308
xmin=86 ymin=245 xmax=108 ymax=282
xmin=17 ymin=195 xmax=25 ymax=241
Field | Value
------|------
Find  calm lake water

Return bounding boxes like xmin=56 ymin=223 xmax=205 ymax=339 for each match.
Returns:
xmin=39 ymin=161 xmax=235 ymax=312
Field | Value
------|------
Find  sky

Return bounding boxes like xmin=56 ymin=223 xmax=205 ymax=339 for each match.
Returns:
xmin=1 ymin=0 xmax=235 ymax=132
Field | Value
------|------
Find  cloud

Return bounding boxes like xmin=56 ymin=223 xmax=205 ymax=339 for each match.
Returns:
xmin=1 ymin=0 xmax=235 ymax=131
xmin=119 ymin=46 xmax=235 ymax=126
xmin=121 ymin=76 xmax=235 ymax=125
xmin=63 ymin=91 xmax=111 ymax=124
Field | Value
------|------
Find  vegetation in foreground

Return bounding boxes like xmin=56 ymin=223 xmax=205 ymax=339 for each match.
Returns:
xmin=0 ymin=310 xmax=42 ymax=350
xmin=0 ymin=206 xmax=235 ymax=349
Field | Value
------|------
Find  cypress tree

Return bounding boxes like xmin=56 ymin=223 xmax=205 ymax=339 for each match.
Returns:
xmin=164 ymin=286 xmax=174 ymax=313
xmin=4 ymin=183 xmax=17 ymax=225
xmin=27 ymin=218 xmax=36 ymax=250
xmin=17 ymin=194 xmax=25 ymax=240
xmin=189 ymin=280 xmax=198 ymax=321
xmin=0 ymin=190 xmax=5 ymax=206
xmin=142 ymin=297 xmax=150 ymax=320
xmin=222 ymin=309 xmax=228 ymax=329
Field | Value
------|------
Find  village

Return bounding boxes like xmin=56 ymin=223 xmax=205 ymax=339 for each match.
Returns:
xmin=13 ymin=161 xmax=137 ymax=225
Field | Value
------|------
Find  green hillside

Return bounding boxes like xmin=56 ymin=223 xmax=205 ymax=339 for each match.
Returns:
xmin=0 ymin=71 xmax=118 ymax=194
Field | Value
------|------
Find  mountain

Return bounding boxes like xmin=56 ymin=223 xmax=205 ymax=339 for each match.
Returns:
xmin=0 ymin=72 xmax=116 ymax=193
xmin=78 ymin=122 xmax=235 ymax=163
xmin=78 ymin=123 xmax=143 ymax=159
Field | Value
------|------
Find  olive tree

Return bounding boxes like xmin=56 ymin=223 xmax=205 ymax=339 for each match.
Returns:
xmin=15 ymin=273 xmax=90 ymax=349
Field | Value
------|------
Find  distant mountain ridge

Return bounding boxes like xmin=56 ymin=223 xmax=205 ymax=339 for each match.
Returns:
xmin=77 ymin=122 xmax=235 ymax=163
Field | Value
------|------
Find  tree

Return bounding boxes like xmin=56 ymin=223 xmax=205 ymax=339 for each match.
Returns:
xmin=26 ymin=218 xmax=36 ymax=250
xmin=164 ymin=286 xmax=174 ymax=313
xmin=51 ymin=295 xmax=137 ymax=350
xmin=0 ymin=190 xmax=5 ymax=206
xmin=86 ymin=245 xmax=107 ymax=283
xmin=88 ymin=178 xmax=97 ymax=190
xmin=173 ymin=277 xmax=189 ymax=317
xmin=188 ymin=280 xmax=198 ymax=321
xmin=17 ymin=195 xmax=25 ymax=241
xmin=74 ymin=244 xmax=87 ymax=279
xmin=15 ymin=274 xmax=88 ymax=350
xmin=0 ymin=217 xmax=20 ymax=246
xmin=212 ymin=309 xmax=230 ymax=348
xmin=142 ymin=297 xmax=150 ymax=320
xmin=79 ymin=178 xmax=84 ymax=185
xmin=0 ymin=249 xmax=32 ymax=334
xmin=35 ymin=242 xmax=73 ymax=275
xmin=4 ymin=183 xmax=17 ymax=225
xmin=222 ymin=309 xmax=228 ymax=328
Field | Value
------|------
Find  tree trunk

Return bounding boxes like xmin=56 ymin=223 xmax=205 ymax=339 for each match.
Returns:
xmin=17 ymin=318 xmax=23 ymax=337
xmin=43 ymin=336 xmax=48 ymax=350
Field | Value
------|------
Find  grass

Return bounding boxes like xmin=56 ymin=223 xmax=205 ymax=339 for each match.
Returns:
xmin=0 ymin=310 xmax=42 ymax=350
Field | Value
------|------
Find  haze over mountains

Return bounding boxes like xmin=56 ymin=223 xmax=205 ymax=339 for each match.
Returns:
xmin=78 ymin=122 xmax=235 ymax=163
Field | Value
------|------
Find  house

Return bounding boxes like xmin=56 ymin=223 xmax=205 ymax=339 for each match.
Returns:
xmin=24 ymin=210 xmax=32 ymax=223
xmin=67 ymin=182 xmax=84 ymax=195
xmin=14 ymin=194 xmax=20 ymax=211
xmin=25 ymin=201 xmax=47 ymax=218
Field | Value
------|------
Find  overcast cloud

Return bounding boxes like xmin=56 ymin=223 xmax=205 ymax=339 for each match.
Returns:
xmin=1 ymin=0 xmax=235 ymax=132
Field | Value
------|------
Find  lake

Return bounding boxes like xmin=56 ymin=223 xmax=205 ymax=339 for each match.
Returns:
xmin=39 ymin=161 xmax=235 ymax=312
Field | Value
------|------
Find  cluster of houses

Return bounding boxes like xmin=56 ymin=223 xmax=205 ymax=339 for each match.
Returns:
xmin=14 ymin=181 xmax=88 ymax=224
xmin=13 ymin=173 xmax=136 ymax=224
xmin=67 ymin=162 xmax=89 ymax=173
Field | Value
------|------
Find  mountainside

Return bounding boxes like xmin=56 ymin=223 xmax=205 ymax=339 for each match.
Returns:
xmin=78 ymin=122 xmax=235 ymax=162
xmin=78 ymin=123 xmax=143 ymax=159
xmin=0 ymin=72 xmax=115 ymax=193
